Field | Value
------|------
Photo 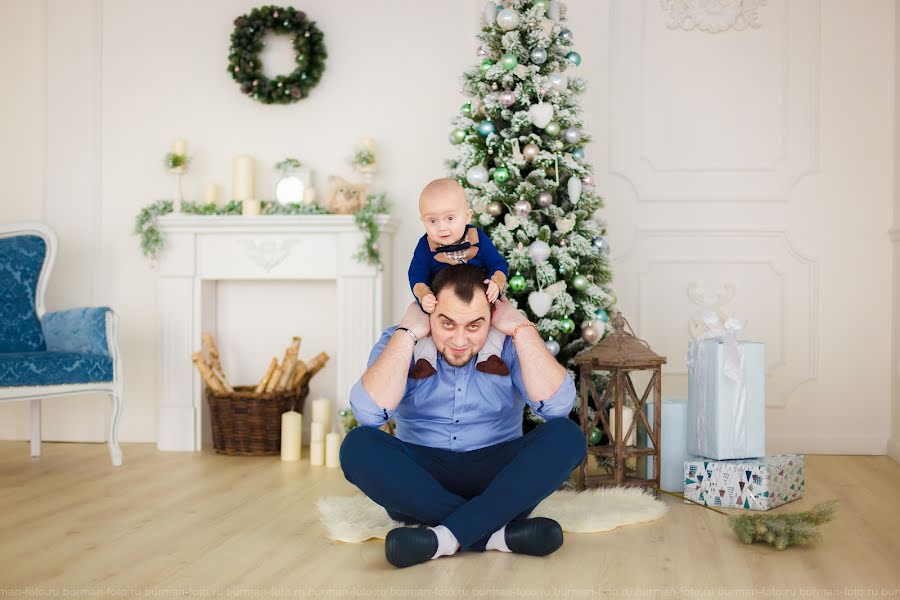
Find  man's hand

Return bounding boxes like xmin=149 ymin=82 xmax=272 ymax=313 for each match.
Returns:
xmin=399 ymin=301 xmax=431 ymax=341
xmin=484 ymin=279 xmax=500 ymax=303
xmin=422 ymin=293 xmax=437 ymax=313
xmin=490 ymin=295 xmax=530 ymax=336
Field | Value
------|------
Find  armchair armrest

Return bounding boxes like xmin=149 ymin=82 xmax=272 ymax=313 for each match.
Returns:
xmin=40 ymin=307 xmax=113 ymax=356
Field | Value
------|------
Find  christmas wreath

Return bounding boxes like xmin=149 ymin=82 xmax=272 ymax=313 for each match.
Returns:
xmin=227 ymin=5 xmax=327 ymax=104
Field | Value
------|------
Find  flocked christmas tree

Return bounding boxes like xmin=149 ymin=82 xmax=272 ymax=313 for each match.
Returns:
xmin=447 ymin=0 xmax=616 ymax=433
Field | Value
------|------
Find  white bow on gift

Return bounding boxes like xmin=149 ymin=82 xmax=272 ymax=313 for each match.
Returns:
xmin=686 ymin=310 xmax=749 ymax=457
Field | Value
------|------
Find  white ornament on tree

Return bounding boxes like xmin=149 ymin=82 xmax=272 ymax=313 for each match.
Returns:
xmin=496 ymin=8 xmax=520 ymax=30
xmin=528 ymin=291 xmax=553 ymax=318
xmin=529 ymin=240 xmax=551 ymax=263
xmin=545 ymin=280 xmax=567 ymax=298
xmin=548 ymin=73 xmax=568 ymax=92
xmin=483 ymin=1 xmax=497 ymax=26
xmin=555 ymin=217 xmax=575 ymax=233
xmin=567 ymin=176 xmax=582 ymax=204
xmin=548 ymin=1 xmax=561 ymax=23
xmin=504 ymin=213 xmax=521 ymax=230
xmin=528 ymin=103 xmax=554 ymax=129
xmin=466 ymin=165 xmax=489 ymax=187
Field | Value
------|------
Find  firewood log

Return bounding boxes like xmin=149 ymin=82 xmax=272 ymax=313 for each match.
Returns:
xmin=192 ymin=352 xmax=226 ymax=394
xmin=255 ymin=357 xmax=278 ymax=393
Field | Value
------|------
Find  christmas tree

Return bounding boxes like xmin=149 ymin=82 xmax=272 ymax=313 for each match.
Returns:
xmin=446 ymin=0 xmax=615 ymax=432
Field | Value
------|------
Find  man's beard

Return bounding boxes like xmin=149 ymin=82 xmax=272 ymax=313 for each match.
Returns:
xmin=440 ymin=347 xmax=476 ymax=367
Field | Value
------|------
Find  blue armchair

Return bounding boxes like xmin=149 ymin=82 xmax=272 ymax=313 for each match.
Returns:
xmin=0 ymin=222 xmax=123 ymax=465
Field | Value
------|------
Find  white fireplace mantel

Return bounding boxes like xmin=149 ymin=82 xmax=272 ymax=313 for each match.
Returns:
xmin=154 ymin=214 xmax=397 ymax=451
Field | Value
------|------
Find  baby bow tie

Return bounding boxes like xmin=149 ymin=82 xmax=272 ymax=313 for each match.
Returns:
xmin=436 ymin=240 xmax=472 ymax=253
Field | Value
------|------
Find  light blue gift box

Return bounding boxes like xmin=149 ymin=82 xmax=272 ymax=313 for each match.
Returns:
xmin=642 ymin=398 xmax=700 ymax=492
xmin=687 ymin=339 xmax=765 ymax=460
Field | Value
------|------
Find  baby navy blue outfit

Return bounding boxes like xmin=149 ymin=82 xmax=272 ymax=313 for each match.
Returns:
xmin=407 ymin=224 xmax=510 ymax=378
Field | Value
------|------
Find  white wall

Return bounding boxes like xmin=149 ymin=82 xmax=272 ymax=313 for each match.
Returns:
xmin=0 ymin=0 xmax=897 ymax=457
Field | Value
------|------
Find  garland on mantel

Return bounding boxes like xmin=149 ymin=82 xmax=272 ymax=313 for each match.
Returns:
xmin=134 ymin=194 xmax=390 ymax=268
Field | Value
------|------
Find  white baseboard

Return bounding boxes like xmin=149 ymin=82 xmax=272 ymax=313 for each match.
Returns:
xmin=887 ymin=436 xmax=900 ymax=464
xmin=767 ymin=434 xmax=888 ymax=455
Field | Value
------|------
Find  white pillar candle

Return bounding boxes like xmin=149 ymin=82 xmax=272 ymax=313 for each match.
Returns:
xmin=325 ymin=432 xmax=340 ymax=468
xmin=203 ymin=183 xmax=220 ymax=206
xmin=310 ymin=421 xmax=325 ymax=442
xmin=310 ymin=397 xmax=332 ymax=431
xmin=232 ymin=155 xmax=256 ymax=201
xmin=609 ymin=405 xmax=636 ymax=446
xmin=280 ymin=410 xmax=302 ymax=461
xmin=172 ymin=139 xmax=187 ymax=155
xmin=241 ymin=199 xmax=260 ymax=216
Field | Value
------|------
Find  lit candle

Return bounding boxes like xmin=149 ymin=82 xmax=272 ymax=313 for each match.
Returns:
xmin=203 ymin=183 xmax=220 ymax=206
xmin=280 ymin=410 xmax=302 ymax=461
xmin=232 ymin=155 xmax=255 ymax=201
xmin=310 ymin=397 xmax=332 ymax=431
xmin=325 ymin=432 xmax=340 ymax=468
xmin=172 ymin=139 xmax=187 ymax=156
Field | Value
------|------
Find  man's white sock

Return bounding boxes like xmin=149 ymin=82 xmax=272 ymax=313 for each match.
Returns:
xmin=485 ymin=525 xmax=511 ymax=552
xmin=429 ymin=525 xmax=460 ymax=559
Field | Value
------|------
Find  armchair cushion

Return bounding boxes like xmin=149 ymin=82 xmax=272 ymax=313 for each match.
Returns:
xmin=0 ymin=235 xmax=47 ymax=353
xmin=0 ymin=351 xmax=113 ymax=387
xmin=40 ymin=307 xmax=111 ymax=356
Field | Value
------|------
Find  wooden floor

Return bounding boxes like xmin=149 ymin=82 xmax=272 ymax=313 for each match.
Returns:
xmin=1 ymin=442 xmax=899 ymax=599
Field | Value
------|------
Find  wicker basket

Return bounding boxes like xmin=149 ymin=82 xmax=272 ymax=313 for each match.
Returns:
xmin=206 ymin=384 xmax=309 ymax=456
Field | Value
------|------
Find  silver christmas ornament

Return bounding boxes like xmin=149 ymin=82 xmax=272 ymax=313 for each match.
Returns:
xmin=545 ymin=339 xmax=560 ymax=356
xmin=523 ymin=143 xmax=540 ymax=161
xmin=563 ymin=127 xmax=581 ymax=144
xmin=496 ymin=8 xmax=520 ymax=30
xmin=560 ymin=28 xmax=573 ymax=42
xmin=514 ymin=199 xmax=532 ymax=218
xmin=583 ymin=174 xmax=594 ymax=186
xmin=499 ymin=90 xmax=516 ymax=108
xmin=466 ymin=165 xmax=489 ymax=187
xmin=530 ymin=47 xmax=548 ymax=65
xmin=548 ymin=72 xmax=568 ymax=92
xmin=537 ymin=191 xmax=553 ymax=207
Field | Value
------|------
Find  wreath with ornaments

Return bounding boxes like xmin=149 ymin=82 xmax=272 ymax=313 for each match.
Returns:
xmin=227 ymin=5 xmax=327 ymax=104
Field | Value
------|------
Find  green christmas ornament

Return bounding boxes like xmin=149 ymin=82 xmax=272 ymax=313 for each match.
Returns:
xmin=509 ymin=271 xmax=527 ymax=292
xmin=492 ymin=166 xmax=510 ymax=184
xmin=501 ymin=53 xmax=518 ymax=71
xmin=339 ymin=409 xmax=348 ymax=417
xmin=545 ymin=122 xmax=560 ymax=138
xmin=532 ymin=0 xmax=550 ymax=12
xmin=595 ymin=308 xmax=609 ymax=323
xmin=589 ymin=427 xmax=602 ymax=445
xmin=449 ymin=128 xmax=466 ymax=144
xmin=481 ymin=59 xmax=493 ymax=73
xmin=572 ymin=273 xmax=588 ymax=291
xmin=559 ymin=318 xmax=575 ymax=335
xmin=462 ymin=103 xmax=472 ymax=117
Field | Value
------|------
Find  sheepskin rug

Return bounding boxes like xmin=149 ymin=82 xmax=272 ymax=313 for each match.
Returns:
xmin=316 ymin=486 xmax=668 ymax=543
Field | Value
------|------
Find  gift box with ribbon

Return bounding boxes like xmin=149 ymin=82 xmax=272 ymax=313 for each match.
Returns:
xmin=686 ymin=311 xmax=765 ymax=460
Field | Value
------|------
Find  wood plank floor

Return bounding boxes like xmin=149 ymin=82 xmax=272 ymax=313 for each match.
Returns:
xmin=1 ymin=441 xmax=899 ymax=599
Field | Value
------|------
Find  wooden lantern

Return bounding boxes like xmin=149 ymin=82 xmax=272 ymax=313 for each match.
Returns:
xmin=575 ymin=311 xmax=667 ymax=497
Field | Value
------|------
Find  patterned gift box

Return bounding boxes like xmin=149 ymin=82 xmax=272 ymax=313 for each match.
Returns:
xmin=684 ymin=454 xmax=805 ymax=511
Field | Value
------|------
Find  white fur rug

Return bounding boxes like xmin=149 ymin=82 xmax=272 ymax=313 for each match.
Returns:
xmin=316 ymin=486 xmax=668 ymax=543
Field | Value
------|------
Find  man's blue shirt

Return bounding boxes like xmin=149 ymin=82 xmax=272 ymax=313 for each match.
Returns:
xmin=349 ymin=326 xmax=576 ymax=452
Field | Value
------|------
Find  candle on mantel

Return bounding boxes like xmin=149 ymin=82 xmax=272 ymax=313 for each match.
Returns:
xmin=310 ymin=397 xmax=332 ymax=432
xmin=325 ymin=432 xmax=340 ymax=468
xmin=172 ymin=139 xmax=187 ymax=156
xmin=233 ymin=155 xmax=259 ymax=216
xmin=203 ymin=183 xmax=220 ymax=206
xmin=280 ymin=410 xmax=302 ymax=461
xmin=310 ymin=421 xmax=325 ymax=466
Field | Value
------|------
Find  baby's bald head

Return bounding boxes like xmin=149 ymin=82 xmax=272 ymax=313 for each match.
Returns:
xmin=418 ymin=178 xmax=473 ymax=245
xmin=419 ymin=178 xmax=469 ymax=217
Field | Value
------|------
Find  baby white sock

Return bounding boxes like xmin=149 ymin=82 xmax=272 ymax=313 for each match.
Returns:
xmin=485 ymin=525 xmax=511 ymax=552
xmin=429 ymin=525 xmax=460 ymax=559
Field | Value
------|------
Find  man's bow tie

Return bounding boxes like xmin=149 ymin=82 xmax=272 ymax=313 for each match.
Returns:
xmin=436 ymin=240 xmax=471 ymax=254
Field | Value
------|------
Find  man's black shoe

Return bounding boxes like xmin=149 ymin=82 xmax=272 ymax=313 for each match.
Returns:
xmin=505 ymin=517 xmax=564 ymax=556
xmin=385 ymin=527 xmax=438 ymax=568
